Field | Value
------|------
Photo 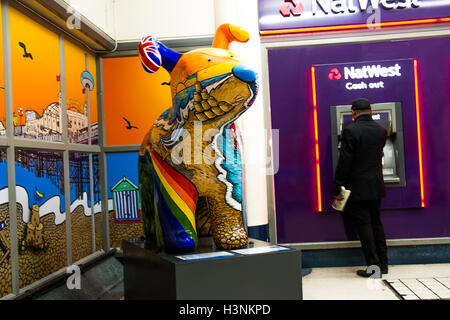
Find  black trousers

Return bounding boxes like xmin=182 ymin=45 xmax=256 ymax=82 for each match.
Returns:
xmin=344 ymin=199 xmax=388 ymax=267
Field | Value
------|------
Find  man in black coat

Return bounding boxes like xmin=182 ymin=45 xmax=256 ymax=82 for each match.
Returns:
xmin=334 ymin=98 xmax=389 ymax=278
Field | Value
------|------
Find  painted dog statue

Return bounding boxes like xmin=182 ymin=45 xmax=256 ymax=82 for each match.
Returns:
xmin=138 ymin=24 xmax=258 ymax=253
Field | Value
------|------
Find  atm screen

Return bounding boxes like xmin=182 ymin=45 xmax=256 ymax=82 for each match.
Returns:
xmin=331 ymin=102 xmax=405 ymax=187
xmin=341 ymin=114 xmax=353 ymax=130
xmin=371 ymin=111 xmax=391 ymax=132
xmin=341 ymin=111 xmax=391 ymax=132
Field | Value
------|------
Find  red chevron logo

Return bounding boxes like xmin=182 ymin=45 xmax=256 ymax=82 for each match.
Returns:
xmin=328 ymin=68 xmax=342 ymax=80
xmin=280 ymin=0 xmax=304 ymax=17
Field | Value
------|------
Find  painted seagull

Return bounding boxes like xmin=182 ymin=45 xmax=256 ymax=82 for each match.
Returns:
xmin=123 ymin=117 xmax=138 ymax=130
xmin=18 ymin=42 xmax=33 ymax=60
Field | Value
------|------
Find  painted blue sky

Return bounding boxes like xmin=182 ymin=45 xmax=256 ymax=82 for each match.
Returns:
xmin=0 ymin=159 xmax=99 ymax=212
xmin=14 ymin=162 xmax=65 ymax=212
xmin=0 ymin=152 xmax=138 ymax=211
xmin=0 ymin=162 xmax=7 ymax=190
xmin=106 ymin=152 xmax=139 ymax=199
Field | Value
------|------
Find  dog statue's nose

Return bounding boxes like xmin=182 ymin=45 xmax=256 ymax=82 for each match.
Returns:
xmin=232 ymin=65 xmax=256 ymax=83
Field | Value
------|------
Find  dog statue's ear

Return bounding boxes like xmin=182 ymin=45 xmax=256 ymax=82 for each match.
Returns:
xmin=212 ymin=24 xmax=249 ymax=50
xmin=139 ymin=35 xmax=181 ymax=73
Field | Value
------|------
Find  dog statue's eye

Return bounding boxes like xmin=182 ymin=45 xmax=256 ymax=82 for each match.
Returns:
xmin=208 ymin=59 xmax=212 ymax=62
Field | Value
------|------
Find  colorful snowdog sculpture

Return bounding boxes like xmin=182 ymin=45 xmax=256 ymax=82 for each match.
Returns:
xmin=138 ymin=24 xmax=258 ymax=253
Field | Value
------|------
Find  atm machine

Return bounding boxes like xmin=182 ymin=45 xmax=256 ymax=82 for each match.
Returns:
xmin=330 ymin=102 xmax=406 ymax=187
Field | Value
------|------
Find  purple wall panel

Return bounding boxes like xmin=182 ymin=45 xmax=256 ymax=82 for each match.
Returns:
xmin=314 ymin=59 xmax=421 ymax=209
xmin=268 ymin=36 xmax=450 ymax=243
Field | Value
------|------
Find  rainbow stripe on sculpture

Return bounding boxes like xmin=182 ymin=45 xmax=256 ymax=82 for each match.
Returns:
xmin=142 ymin=145 xmax=198 ymax=252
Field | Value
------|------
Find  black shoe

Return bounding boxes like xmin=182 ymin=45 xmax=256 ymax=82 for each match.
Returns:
xmin=356 ymin=269 xmax=382 ymax=278
xmin=380 ymin=266 xmax=388 ymax=274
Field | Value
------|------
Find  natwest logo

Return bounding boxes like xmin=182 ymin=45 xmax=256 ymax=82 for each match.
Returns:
xmin=280 ymin=0 xmax=304 ymax=17
xmin=344 ymin=64 xmax=402 ymax=80
xmin=328 ymin=68 xmax=342 ymax=80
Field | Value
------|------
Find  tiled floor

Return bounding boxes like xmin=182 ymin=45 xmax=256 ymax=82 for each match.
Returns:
xmin=302 ymin=263 xmax=450 ymax=300
xmin=385 ymin=278 xmax=450 ymax=300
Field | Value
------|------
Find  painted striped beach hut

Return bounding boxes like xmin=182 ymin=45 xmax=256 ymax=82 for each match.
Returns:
xmin=111 ymin=177 xmax=141 ymax=223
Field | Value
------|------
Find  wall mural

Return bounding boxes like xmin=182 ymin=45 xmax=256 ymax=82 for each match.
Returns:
xmin=8 ymin=8 xmax=98 ymax=144
xmin=0 ymin=7 xmax=104 ymax=293
xmin=10 ymin=7 xmax=61 ymax=142
xmin=106 ymin=152 xmax=144 ymax=248
xmin=102 ymin=56 xmax=171 ymax=146
xmin=69 ymin=152 xmax=102 ymax=262
xmin=0 ymin=149 xmax=103 ymax=291
xmin=13 ymin=149 xmax=66 ymax=287
xmin=65 ymin=40 xmax=98 ymax=145
xmin=0 ymin=4 xmax=5 ymax=137
xmin=0 ymin=150 xmax=10 ymax=297
xmin=0 ymin=11 xmax=6 ymax=298
xmin=138 ymin=24 xmax=259 ymax=252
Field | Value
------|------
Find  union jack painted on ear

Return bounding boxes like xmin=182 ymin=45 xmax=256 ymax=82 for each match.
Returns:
xmin=138 ymin=35 xmax=181 ymax=73
xmin=138 ymin=36 xmax=162 ymax=73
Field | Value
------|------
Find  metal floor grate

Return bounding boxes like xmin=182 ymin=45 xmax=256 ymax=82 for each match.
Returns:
xmin=384 ymin=277 xmax=450 ymax=300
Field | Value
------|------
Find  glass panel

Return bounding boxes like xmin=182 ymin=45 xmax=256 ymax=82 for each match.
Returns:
xmin=10 ymin=7 xmax=61 ymax=141
xmin=87 ymin=54 xmax=98 ymax=145
xmin=69 ymin=152 xmax=91 ymax=261
xmin=15 ymin=149 xmax=66 ymax=288
xmin=65 ymin=40 xmax=98 ymax=145
xmin=69 ymin=152 xmax=101 ymax=262
xmin=92 ymin=154 xmax=102 ymax=251
xmin=0 ymin=149 xmax=11 ymax=297
xmin=102 ymin=56 xmax=171 ymax=146
xmin=106 ymin=152 xmax=143 ymax=248
xmin=0 ymin=4 xmax=6 ymax=137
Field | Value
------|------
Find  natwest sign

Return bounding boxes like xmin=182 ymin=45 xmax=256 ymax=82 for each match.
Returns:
xmin=344 ymin=63 xmax=402 ymax=79
xmin=259 ymin=0 xmax=450 ymax=35
xmin=319 ymin=60 xmax=409 ymax=92
xmin=310 ymin=0 xmax=420 ymax=15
